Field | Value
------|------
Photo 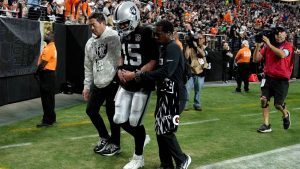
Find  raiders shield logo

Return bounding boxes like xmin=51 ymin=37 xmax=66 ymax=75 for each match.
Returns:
xmin=135 ymin=34 xmax=141 ymax=42
xmin=130 ymin=6 xmax=137 ymax=15
xmin=95 ymin=43 xmax=108 ymax=59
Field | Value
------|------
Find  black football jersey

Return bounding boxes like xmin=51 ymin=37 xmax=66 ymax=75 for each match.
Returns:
xmin=121 ymin=26 xmax=159 ymax=92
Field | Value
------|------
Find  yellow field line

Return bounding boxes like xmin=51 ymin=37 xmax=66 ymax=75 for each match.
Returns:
xmin=9 ymin=120 xmax=91 ymax=133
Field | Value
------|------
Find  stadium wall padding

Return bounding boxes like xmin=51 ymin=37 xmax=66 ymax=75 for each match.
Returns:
xmin=0 ymin=19 xmax=90 ymax=106
xmin=0 ymin=18 xmax=299 ymax=106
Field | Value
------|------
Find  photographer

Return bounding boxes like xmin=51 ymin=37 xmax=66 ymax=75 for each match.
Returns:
xmin=184 ymin=32 xmax=208 ymax=111
xmin=253 ymin=26 xmax=294 ymax=133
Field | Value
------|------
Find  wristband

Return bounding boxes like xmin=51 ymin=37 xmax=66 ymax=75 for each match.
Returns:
xmin=135 ymin=70 xmax=143 ymax=82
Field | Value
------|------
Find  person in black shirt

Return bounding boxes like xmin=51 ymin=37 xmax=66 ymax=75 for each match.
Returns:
xmin=123 ymin=20 xmax=191 ymax=169
xmin=222 ymin=42 xmax=233 ymax=83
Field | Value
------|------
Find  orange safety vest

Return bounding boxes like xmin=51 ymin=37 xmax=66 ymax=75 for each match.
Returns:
xmin=38 ymin=42 xmax=57 ymax=71
xmin=235 ymin=47 xmax=251 ymax=64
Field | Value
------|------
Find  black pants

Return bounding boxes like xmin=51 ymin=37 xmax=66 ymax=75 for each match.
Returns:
xmin=157 ymin=133 xmax=186 ymax=168
xmin=39 ymin=70 xmax=56 ymax=124
xmin=86 ymin=82 xmax=120 ymax=146
xmin=222 ymin=62 xmax=229 ymax=82
xmin=155 ymin=80 xmax=186 ymax=168
xmin=236 ymin=63 xmax=250 ymax=91
xmin=120 ymin=122 xmax=146 ymax=155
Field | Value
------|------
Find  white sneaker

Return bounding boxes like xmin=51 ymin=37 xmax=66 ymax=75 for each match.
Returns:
xmin=123 ymin=154 xmax=144 ymax=169
xmin=143 ymin=134 xmax=151 ymax=148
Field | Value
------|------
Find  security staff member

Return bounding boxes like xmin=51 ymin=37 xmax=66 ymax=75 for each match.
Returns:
xmin=36 ymin=31 xmax=57 ymax=128
xmin=234 ymin=40 xmax=251 ymax=92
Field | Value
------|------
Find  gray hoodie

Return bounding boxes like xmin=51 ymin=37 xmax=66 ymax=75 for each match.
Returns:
xmin=84 ymin=27 xmax=121 ymax=90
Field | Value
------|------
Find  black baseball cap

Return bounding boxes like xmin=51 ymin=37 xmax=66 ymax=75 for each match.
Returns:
xmin=275 ymin=26 xmax=286 ymax=33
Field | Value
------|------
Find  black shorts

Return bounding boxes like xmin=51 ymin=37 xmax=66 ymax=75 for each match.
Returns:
xmin=261 ymin=76 xmax=289 ymax=105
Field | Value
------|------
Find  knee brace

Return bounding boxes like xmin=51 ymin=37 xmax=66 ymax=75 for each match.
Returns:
xmin=260 ymin=96 xmax=269 ymax=108
xmin=274 ymin=103 xmax=286 ymax=111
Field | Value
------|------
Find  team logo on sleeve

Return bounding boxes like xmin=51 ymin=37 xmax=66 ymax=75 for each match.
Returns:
xmin=135 ymin=34 xmax=141 ymax=42
xmin=95 ymin=43 xmax=108 ymax=59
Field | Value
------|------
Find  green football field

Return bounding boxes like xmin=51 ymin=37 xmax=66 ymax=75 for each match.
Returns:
xmin=1 ymin=81 xmax=300 ymax=169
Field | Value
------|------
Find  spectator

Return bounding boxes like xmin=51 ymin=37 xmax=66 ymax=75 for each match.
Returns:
xmin=174 ymin=31 xmax=183 ymax=51
xmin=234 ymin=40 xmax=251 ymax=92
xmin=35 ymin=31 xmax=57 ymax=128
xmin=222 ymin=42 xmax=233 ymax=83
xmin=0 ymin=0 xmax=8 ymax=16
xmin=81 ymin=0 xmax=91 ymax=23
xmin=65 ymin=0 xmax=81 ymax=22
xmin=102 ymin=0 xmax=113 ymax=25
xmin=83 ymin=12 xmax=121 ymax=156
xmin=254 ymin=26 xmax=294 ymax=133
xmin=52 ymin=0 xmax=64 ymax=15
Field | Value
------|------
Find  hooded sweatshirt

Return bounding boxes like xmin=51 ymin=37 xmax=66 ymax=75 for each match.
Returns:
xmin=84 ymin=27 xmax=121 ymax=90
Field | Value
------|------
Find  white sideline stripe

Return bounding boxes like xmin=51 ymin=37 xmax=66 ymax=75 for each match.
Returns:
xmin=0 ymin=143 xmax=32 ymax=149
xmin=68 ymin=119 xmax=219 ymax=140
xmin=242 ymin=107 xmax=300 ymax=117
xmin=180 ymin=119 xmax=220 ymax=125
xmin=241 ymin=111 xmax=277 ymax=117
xmin=196 ymin=144 xmax=300 ymax=169
xmin=69 ymin=134 xmax=99 ymax=140
xmin=69 ymin=131 xmax=126 ymax=140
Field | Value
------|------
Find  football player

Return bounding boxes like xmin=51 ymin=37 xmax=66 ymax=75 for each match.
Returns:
xmin=111 ymin=1 xmax=159 ymax=169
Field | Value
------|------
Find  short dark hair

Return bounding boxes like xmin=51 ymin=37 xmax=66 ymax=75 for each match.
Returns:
xmin=156 ymin=20 xmax=174 ymax=34
xmin=88 ymin=12 xmax=106 ymax=24
xmin=44 ymin=31 xmax=55 ymax=42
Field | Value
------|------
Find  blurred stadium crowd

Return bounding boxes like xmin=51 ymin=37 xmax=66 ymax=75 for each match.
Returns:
xmin=0 ymin=0 xmax=299 ymax=52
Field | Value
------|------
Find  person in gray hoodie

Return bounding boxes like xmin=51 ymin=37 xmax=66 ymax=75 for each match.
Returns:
xmin=82 ymin=12 xmax=121 ymax=156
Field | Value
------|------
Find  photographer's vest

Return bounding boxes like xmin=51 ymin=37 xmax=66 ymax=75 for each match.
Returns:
xmin=185 ymin=46 xmax=208 ymax=75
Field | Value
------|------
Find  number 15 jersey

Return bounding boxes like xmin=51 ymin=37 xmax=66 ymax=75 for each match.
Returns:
xmin=120 ymin=25 xmax=159 ymax=92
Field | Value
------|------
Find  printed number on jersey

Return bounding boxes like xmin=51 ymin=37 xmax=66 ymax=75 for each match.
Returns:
xmin=123 ymin=44 xmax=142 ymax=66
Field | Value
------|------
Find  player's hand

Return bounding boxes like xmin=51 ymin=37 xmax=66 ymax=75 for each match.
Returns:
xmin=82 ymin=88 xmax=90 ymax=101
xmin=122 ymin=70 xmax=135 ymax=82
xmin=118 ymin=69 xmax=127 ymax=84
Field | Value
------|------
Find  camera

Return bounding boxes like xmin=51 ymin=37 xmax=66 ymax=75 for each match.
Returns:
xmin=186 ymin=34 xmax=199 ymax=47
xmin=254 ymin=29 xmax=275 ymax=44
xmin=254 ymin=27 xmax=285 ymax=45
